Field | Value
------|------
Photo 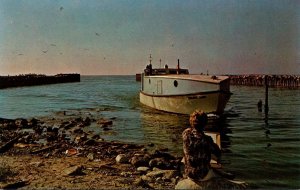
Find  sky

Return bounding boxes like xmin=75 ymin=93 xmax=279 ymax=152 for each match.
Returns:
xmin=0 ymin=0 xmax=299 ymax=75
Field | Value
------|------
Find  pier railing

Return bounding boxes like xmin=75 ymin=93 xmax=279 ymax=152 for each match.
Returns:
xmin=228 ymin=75 xmax=300 ymax=88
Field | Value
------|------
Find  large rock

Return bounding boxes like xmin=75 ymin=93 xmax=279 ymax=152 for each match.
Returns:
xmin=175 ymin=177 xmax=248 ymax=190
xmin=116 ymin=154 xmax=130 ymax=164
xmin=175 ymin=178 xmax=202 ymax=189
xmin=130 ymin=154 xmax=151 ymax=167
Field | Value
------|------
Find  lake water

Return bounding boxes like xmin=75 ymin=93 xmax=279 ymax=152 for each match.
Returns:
xmin=1 ymin=75 xmax=299 ymax=189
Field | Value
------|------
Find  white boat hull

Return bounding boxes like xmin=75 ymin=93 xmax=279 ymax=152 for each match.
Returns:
xmin=140 ymin=90 xmax=231 ymax=115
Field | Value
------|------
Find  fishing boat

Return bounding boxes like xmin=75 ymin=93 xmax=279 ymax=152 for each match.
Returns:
xmin=139 ymin=56 xmax=232 ymax=115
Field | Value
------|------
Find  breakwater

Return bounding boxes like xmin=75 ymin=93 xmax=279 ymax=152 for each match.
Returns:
xmin=228 ymin=74 xmax=300 ymax=88
xmin=0 ymin=73 xmax=80 ymax=89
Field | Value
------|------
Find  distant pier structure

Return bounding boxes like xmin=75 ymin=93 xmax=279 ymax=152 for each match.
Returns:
xmin=0 ymin=73 xmax=80 ymax=89
xmin=228 ymin=74 xmax=300 ymax=88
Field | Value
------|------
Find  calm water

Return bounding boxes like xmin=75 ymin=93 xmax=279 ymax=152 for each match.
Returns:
xmin=1 ymin=75 xmax=299 ymax=189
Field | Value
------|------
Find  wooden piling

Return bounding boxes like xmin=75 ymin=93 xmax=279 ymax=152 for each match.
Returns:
xmin=264 ymin=75 xmax=269 ymax=115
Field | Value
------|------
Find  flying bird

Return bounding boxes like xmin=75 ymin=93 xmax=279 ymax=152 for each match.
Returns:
xmin=95 ymin=32 xmax=100 ymax=36
xmin=60 ymin=6 xmax=64 ymax=11
xmin=42 ymin=50 xmax=48 ymax=53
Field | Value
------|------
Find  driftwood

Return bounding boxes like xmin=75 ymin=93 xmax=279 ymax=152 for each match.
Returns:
xmin=0 ymin=135 xmax=21 ymax=153
xmin=30 ymin=144 xmax=59 ymax=154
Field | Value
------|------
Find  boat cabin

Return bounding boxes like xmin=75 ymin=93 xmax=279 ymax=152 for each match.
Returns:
xmin=144 ymin=58 xmax=189 ymax=76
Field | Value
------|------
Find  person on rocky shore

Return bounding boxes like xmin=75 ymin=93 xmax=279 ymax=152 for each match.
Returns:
xmin=182 ymin=110 xmax=221 ymax=181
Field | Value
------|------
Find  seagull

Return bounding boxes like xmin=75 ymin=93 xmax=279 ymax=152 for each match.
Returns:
xmin=95 ymin=32 xmax=100 ymax=36
xmin=60 ymin=6 xmax=64 ymax=11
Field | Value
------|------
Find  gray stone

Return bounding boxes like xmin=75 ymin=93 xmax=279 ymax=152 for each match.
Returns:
xmin=155 ymin=177 xmax=163 ymax=183
xmin=137 ymin=166 xmax=150 ymax=173
xmin=83 ymin=117 xmax=91 ymax=126
xmin=146 ymin=170 xmax=165 ymax=178
xmin=141 ymin=175 xmax=152 ymax=182
xmin=64 ymin=165 xmax=84 ymax=176
xmin=149 ymin=157 xmax=172 ymax=169
xmin=146 ymin=169 xmax=179 ymax=180
xmin=71 ymin=126 xmax=83 ymax=134
xmin=163 ymin=170 xmax=180 ymax=180
xmin=134 ymin=177 xmax=154 ymax=189
xmin=97 ymin=118 xmax=113 ymax=125
xmin=87 ymin=153 xmax=94 ymax=161
xmin=116 ymin=154 xmax=129 ymax=164
xmin=15 ymin=118 xmax=28 ymax=128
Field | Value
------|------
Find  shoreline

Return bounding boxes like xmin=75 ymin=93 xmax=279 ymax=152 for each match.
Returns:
xmin=0 ymin=114 xmax=248 ymax=189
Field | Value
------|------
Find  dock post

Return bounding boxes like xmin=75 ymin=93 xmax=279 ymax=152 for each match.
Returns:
xmin=264 ymin=75 xmax=269 ymax=115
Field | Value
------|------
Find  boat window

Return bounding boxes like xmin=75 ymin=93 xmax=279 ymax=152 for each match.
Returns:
xmin=149 ymin=79 xmax=151 ymax=84
xmin=174 ymin=80 xmax=178 ymax=87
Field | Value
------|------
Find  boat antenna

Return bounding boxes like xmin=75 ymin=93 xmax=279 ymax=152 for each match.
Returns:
xmin=149 ymin=54 xmax=152 ymax=65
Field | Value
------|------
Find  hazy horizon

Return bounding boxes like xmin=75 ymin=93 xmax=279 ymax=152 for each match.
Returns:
xmin=1 ymin=0 xmax=299 ymax=75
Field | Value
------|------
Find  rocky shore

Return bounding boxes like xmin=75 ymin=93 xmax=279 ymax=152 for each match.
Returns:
xmin=0 ymin=113 xmax=247 ymax=189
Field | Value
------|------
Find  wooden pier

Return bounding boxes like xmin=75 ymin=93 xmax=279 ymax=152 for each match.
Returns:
xmin=0 ymin=74 xmax=80 ymax=89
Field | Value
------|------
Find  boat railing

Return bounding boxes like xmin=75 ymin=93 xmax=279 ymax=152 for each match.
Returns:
xmin=144 ymin=68 xmax=189 ymax=76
